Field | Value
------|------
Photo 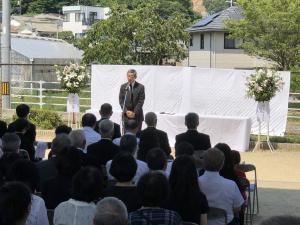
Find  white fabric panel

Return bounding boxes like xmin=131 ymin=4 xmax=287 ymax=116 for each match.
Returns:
xmin=87 ymin=109 xmax=251 ymax=151
xmin=90 ymin=65 xmax=290 ymax=149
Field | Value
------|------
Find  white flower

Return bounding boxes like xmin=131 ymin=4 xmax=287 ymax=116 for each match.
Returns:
xmin=267 ymin=70 xmax=273 ymax=77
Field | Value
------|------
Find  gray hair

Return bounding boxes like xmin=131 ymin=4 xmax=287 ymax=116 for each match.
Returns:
xmin=203 ymin=148 xmax=225 ymax=172
xmin=51 ymin=133 xmax=71 ymax=155
xmin=69 ymin=130 xmax=86 ymax=149
xmin=1 ymin=133 xmax=21 ymax=153
xmin=99 ymin=119 xmax=114 ymax=136
xmin=145 ymin=112 xmax=157 ymax=127
xmin=94 ymin=197 xmax=128 ymax=225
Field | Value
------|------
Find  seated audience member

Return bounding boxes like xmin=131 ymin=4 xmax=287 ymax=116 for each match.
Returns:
xmin=260 ymin=215 xmax=300 ymax=225
xmin=165 ymin=156 xmax=208 ymax=225
xmin=55 ymin=125 xmax=72 ymax=135
xmin=69 ymin=129 xmax=97 ymax=167
xmin=9 ymin=159 xmax=49 ymax=225
xmin=82 ymin=113 xmax=101 ymax=151
xmin=0 ymin=181 xmax=32 ymax=225
xmin=42 ymin=147 xmax=81 ymax=209
xmin=54 ymin=167 xmax=105 ymax=225
xmin=138 ymin=112 xmax=171 ymax=161
xmin=95 ymin=103 xmax=121 ymax=140
xmin=0 ymin=133 xmax=24 ymax=185
xmin=36 ymin=134 xmax=71 ymax=190
xmin=0 ymin=120 xmax=7 ymax=154
xmin=103 ymin=153 xmax=142 ymax=212
xmin=231 ymin=150 xmax=246 ymax=179
xmin=94 ymin=197 xmax=128 ymax=225
xmin=145 ymin=148 xmax=168 ymax=176
xmin=106 ymin=135 xmax=148 ymax=185
xmin=113 ymin=119 xmax=140 ymax=146
xmin=164 ymin=141 xmax=195 ymax=175
xmin=129 ymin=172 xmax=181 ymax=225
xmin=87 ymin=119 xmax=120 ymax=166
xmin=175 ymin=113 xmax=211 ymax=151
xmin=8 ymin=104 xmax=36 ymax=160
xmin=199 ymin=148 xmax=244 ymax=225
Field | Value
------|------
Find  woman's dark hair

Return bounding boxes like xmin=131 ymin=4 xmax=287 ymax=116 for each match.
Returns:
xmin=0 ymin=181 xmax=31 ymax=225
xmin=231 ymin=150 xmax=241 ymax=165
xmin=146 ymin=148 xmax=167 ymax=170
xmin=137 ymin=172 xmax=169 ymax=207
xmin=110 ymin=153 xmax=137 ymax=182
xmin=8 ymin=159 xmax=39 ymax=193
xmin=56 ymin=147 xmax=81 ymax=177
xmin=175 ymin=141 xmax=194 ymax=157
xmin=72 ymin=167 xmax=104 ymax=203
xmin=0 ymin=121 xmax=7 ymax=138
xmin=215 ymin=143 xmax=239 ymax=183
xmin=169 ymin=156 xmax=203 ymax=220
xmin=55 ymin=125 xmax=72 ymax=135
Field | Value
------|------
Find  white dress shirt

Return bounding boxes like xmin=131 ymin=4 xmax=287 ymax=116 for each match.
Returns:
xmin=26 ymin=194 xmax=49 ymax=225
xmin=82 ymin=126 xmax=101 ymax=152
xmin=106 ymin=158 xmax=149 ymax=185
xmin=198 ymin=171 xmax=244 ymax=225
xmin=54 ymin=199 xmax=96 ymax=225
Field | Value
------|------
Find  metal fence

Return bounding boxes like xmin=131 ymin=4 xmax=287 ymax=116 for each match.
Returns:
xmin=11 ymin=80 xmax=91 ymax=111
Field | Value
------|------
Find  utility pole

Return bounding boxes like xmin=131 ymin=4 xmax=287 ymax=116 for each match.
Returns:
xmin=1 ymin=0 xmax=11 ymax=110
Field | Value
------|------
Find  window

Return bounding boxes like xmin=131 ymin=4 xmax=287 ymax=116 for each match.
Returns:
xmin=75 ymin=13 xmax=85 ymax=23
xmin=64 ymin=13 xmax=70 ymax=22
xmin=200 ymin=34 xmax=204 ymax=49
xmin=224 ymin=33 xmax=236 ymax=49
xmin=89 ymin=12 xmax=97 ymax=24
xmin=190 ymin=34 xmax=193 ymax=47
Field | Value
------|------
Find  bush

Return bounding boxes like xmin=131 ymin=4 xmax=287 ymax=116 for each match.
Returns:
xmin=28 ymin=110 xmax=63 ymax=129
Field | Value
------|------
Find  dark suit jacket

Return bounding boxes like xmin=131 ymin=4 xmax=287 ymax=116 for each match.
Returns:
xmin=175 ymin=130 xmax=211 ymax=151
xmin=119 ymin=81 xmax=145 ymax=122
xmin=8 ymin=119 xmax=36 ymax=160
xmin=138 ymin=127 xmax=171 ymax=161
xmin=36 ymin=157 xmax=58 ymax=191
xmin=87 ymin=139 xmax=120 ymax=166
xmin=95 ymin=118 xmax=121 ymax=140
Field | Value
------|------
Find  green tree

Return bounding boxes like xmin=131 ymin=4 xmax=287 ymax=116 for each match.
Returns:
xmin=203 ymin=0 xmax=228 ymax=13
xmin=58 ymin=31 xmax=75 ymax=44
xmin=78 ymin=2 xmax=190 ymax=65
xmin=226 ymin=0 xmax=300 ymax=70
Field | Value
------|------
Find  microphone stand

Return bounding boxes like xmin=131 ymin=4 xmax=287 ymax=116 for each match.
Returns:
xmin=121 ymin=85 xmax=129 ymax=135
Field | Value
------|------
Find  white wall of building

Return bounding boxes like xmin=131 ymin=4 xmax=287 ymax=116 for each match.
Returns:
xmin=188 ymin=31 xmax=271 ymax=69
xmin=62 ymin=5 xmax=109 ymax=37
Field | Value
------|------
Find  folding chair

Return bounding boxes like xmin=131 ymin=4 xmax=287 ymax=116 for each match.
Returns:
xmin=236 ymin=164 xmax=259 ymax=215
xmin=208 ymin=207 xmax=227 ymax=225
xmin=238 ymin=177 xmax=253 ymax=225
xmin=47 ymin=209 xmax=54 ymax=225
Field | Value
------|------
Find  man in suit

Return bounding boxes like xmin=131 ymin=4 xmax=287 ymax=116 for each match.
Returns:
xmin=8 ymin=104 xmax=36 ymax=161
xmin=119 ymin=69 xmax=145 ymax=135
xmin=95 ymin=103 xmax=121 ymax=140
xmin=138 ymin=112 xmax=171 ymax=161
xmin=175 ymin=112 xmax=211 ymax=151
xmin=87 ymin=119 xmax=120 ymax=166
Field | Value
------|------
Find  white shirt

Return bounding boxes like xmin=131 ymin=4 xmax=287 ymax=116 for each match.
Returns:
xmin=82 ymin=126 xmax=101 ymax=152
xmin=198 ymin=171 xmax=244 ymax=225
xmin=165 ymin=160 xmax=173 ymax=177
xmin=26 ymin=194 xmax=49 ymax=225
xmin=112 ymin=132 xmax=140 ymax=146
xmin=54 ymin=199 xmax=96 ymax=225
xmin=106 ymin=159 xmax=149 ymax=185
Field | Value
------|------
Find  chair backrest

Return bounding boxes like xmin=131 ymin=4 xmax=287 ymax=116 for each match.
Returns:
xmin=236 ymin=164 xmax=256 ymax=173
xmin=208 ymin=207 xmax=227 ymax=225
xmin=182 ymin=222 xmax=198 ymax=225
xmin=47 ymin=209 xmax=54 ymax=225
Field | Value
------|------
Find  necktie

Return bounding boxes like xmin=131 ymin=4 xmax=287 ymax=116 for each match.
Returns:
xmin=130 ymin=84 xmax=134 ymax=108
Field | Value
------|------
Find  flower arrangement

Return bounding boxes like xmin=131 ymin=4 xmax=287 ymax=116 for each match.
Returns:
xmin=55 ymin=62 xmax=90 ymax=94
xmin=246 ymin=68 xmax=284 ymax=102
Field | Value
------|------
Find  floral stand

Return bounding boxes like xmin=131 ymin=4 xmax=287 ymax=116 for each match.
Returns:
xmin=67 ymin=93 xmax=80 ymax=128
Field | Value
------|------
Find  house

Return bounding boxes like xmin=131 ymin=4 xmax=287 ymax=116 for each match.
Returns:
xmin=7 ymin=34 xmax=82 ymax=82
xmin=186 ymin=6 xmax=270 ymax=69
xmin=62 ymin=5 xmax=109 ymax=38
